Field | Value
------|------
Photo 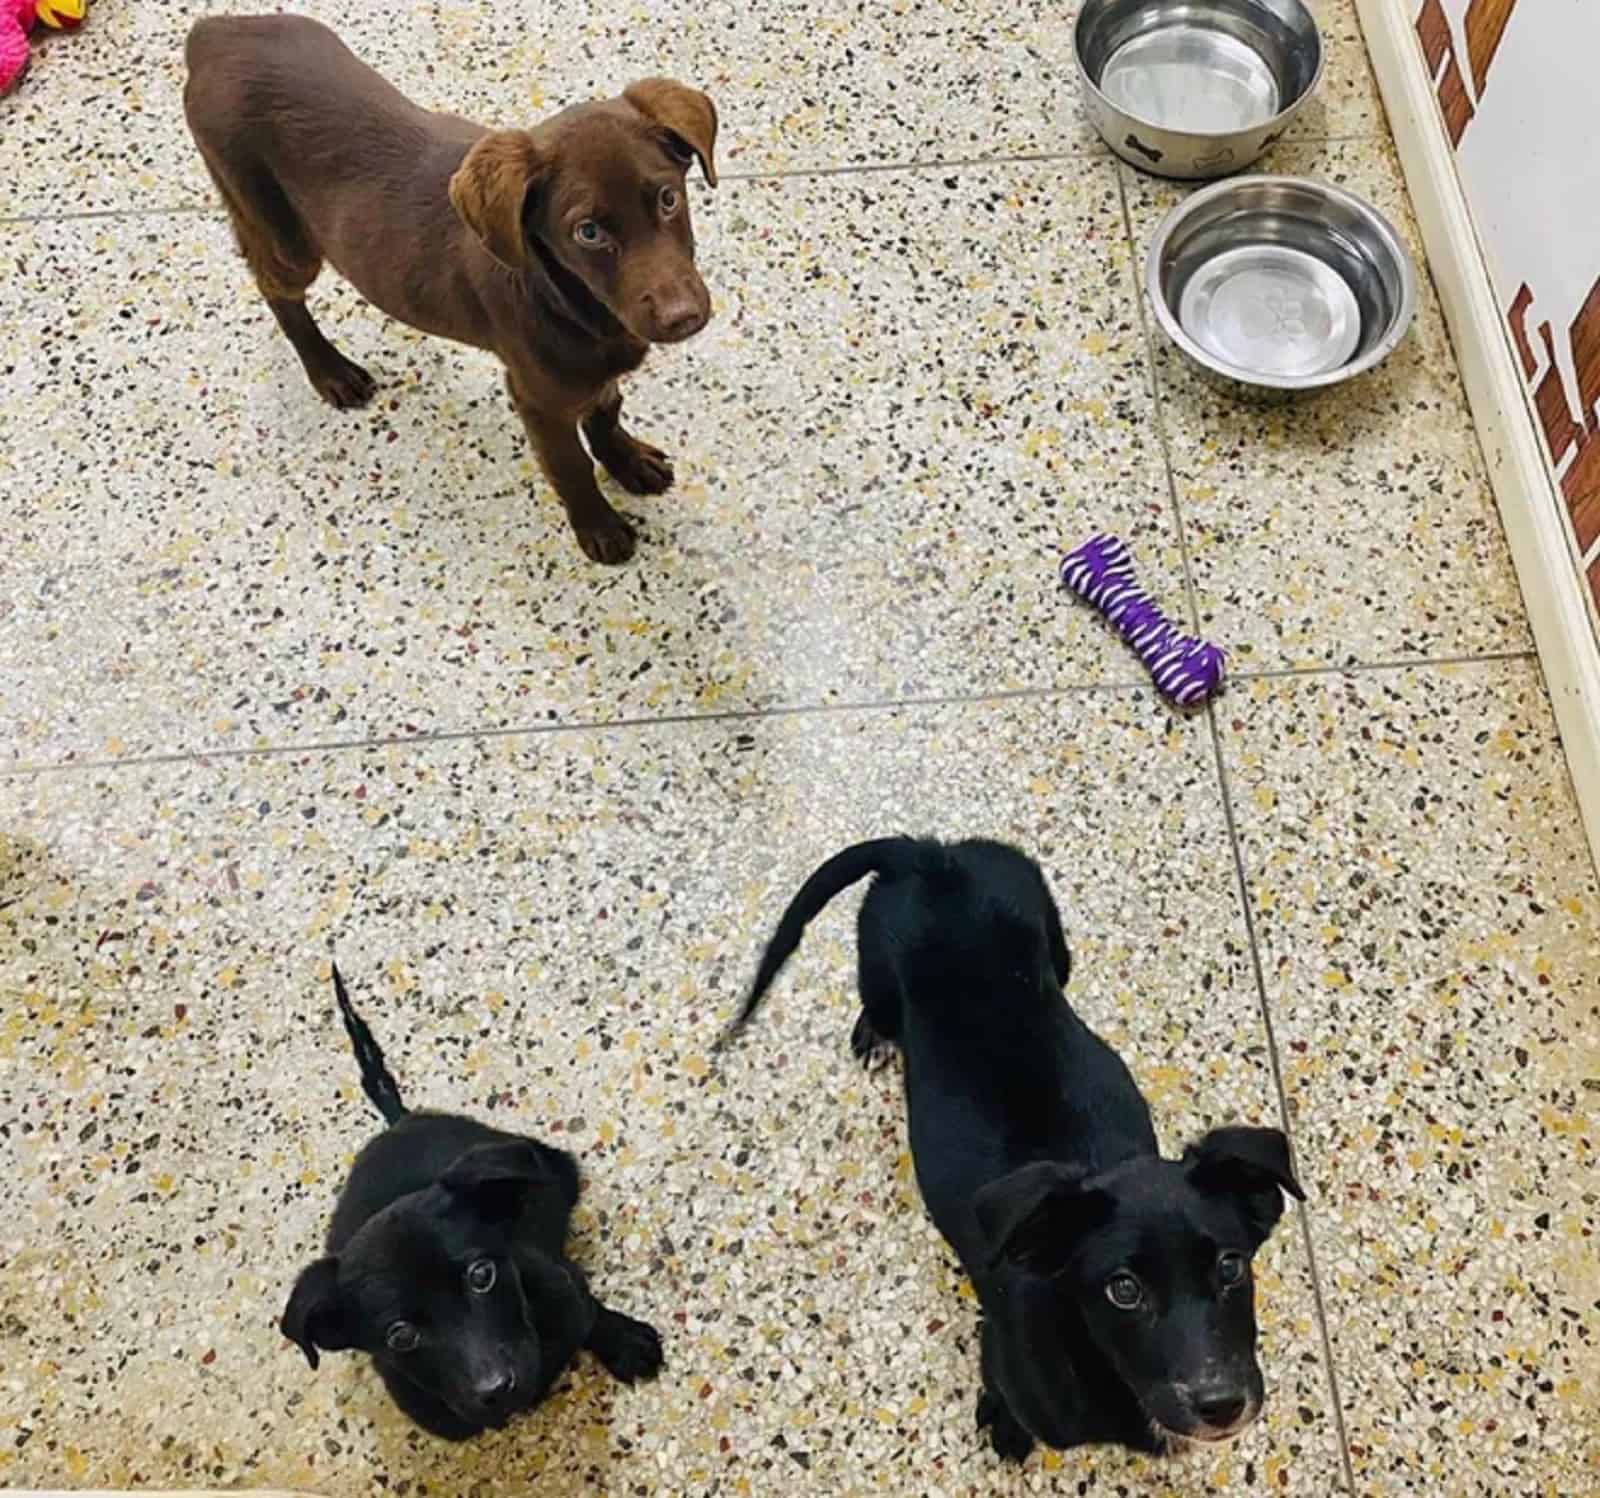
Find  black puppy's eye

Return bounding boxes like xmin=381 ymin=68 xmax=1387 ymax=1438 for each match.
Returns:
xmin=1218 ymin=1251 xmax=1247 ymax=1288
xmin=466 ymin=1259 xmax=496 ymax=1294
xmin=658 ymin=185 xmax=680 ymax=215
xmin=386 ymin=1320 xmax=420 ymax=1352
xmin=1106 ymin=1272 xmax=1143 ymax=1310
xmin=574 ymin=220 xmax=605 ymax=247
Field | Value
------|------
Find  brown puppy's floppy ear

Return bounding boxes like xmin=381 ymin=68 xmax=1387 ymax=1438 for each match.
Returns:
xmin=624 ymin=78 xmax=719 ymax=186
xmin=1183 ymin=1125 xmax=1306 ymax=1246
xmin=441 ymin=1139 xmax=553 ymax=1223
xmin=449 ymin=129 xmax=547 ymax=268
xmin=281 ymin=1256 xmax=352 ymax=1370
xmin=973 ymin=1161 xmax=1111 ymax=1277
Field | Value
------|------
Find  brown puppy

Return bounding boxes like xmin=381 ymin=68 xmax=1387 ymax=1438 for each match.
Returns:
xmin=183 ymin=15 xmax=719 ymax=564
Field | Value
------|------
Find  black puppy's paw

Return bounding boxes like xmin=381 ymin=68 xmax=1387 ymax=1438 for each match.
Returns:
xmin=850 ymin=1011 xmax=895 ymax=1069
xmin=588 ymin=1307 xmax=665 ymax=1384
xmin=976 ymin=1389 xmax=1035 ymax=1463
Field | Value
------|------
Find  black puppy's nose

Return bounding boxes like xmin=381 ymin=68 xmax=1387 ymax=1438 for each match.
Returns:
xmin=1194 ymin=1390 xmax=1247 ymax=1429
xmin=475 ymin=1369 xmax=517 ymax=1407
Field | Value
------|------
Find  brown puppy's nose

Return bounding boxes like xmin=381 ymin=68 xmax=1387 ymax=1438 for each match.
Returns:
xmin=646 ymin=291 xmax=709 ymax=343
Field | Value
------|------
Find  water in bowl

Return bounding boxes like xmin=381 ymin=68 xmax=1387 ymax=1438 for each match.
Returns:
xmin=1100 ymin=23 xmax=1281 ymax=134
xmin=1177 ymin=243 xmax=1363 ymax=379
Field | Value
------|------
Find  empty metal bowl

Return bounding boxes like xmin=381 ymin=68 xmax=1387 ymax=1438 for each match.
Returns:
xmin=1146 ymin=176 xmax=1418 ymax=393
xmin=1075 ymin=0 xmax=1323 ymax=179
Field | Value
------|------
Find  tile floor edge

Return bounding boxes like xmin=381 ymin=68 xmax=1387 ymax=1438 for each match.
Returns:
xmin=0 ymin=653 xmax=1547 ymax=781
xmin=1203 ymin=700 xmax=1360 ymax=1492
xmin=1114 ymin=157 xmax=1206 ymax=639
xmin=0 ymin=133 xmax=1398 ymax=227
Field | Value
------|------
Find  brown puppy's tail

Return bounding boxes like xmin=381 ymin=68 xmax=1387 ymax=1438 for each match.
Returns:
xmin=719 ymin=837 xmax=924 ymax=1045
xmin=331 ymin=963 xmax=409 ymax=1126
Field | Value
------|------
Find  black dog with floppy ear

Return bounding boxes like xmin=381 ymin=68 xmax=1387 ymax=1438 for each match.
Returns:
xmin=724 ymin=834 xmax=1308 ymax=1463
xmin=969 ymin=1118 xmax=1305 ymax=1460
xmin=280 ymin=968 xmax=664 ymax=1441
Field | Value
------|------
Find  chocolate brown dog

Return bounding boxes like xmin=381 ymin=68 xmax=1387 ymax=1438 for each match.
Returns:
xmin=183 ymin=15 xmax=719 ymax=564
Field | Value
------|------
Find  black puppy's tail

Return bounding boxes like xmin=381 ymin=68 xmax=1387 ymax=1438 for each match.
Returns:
xmin=721 ymin=836 xmax=922 ymax=1043
xmin=331 ymin=963 xmax=408 ymax=1126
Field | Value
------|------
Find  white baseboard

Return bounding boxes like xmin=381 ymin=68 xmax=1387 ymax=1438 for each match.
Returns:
xmin=1355 ymin=0 xmax=1600 ymax=868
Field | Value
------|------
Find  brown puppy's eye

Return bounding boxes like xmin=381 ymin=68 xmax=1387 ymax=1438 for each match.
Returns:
xmin=574 ymin=220 xmax=605 ymax=247
xmin=466 ymin=1259 xmax=496 ymax=1294
xmin=386 ymin=1320 xmax=420 ymax=1352
xmin=659 ymin=185 xmax=680 ymax=216
xmin=1217 ymin=1252 xmax=1247 ymax=1288
xmin=1106 ymin=1272 xmax=1142 ymax=1310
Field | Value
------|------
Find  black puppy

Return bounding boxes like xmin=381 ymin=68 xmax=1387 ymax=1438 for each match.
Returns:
xmin=725 ymin=836 xmax=1304 ymax=1462
xmin=281 ymin=967 xmax=664 ymax=1439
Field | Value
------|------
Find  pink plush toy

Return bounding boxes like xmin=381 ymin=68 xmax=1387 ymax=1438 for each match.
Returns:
xmin=3 ymin=0 xmax=86 ymax=95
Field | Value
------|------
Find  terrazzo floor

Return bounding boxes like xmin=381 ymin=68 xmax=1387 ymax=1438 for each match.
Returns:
xmin=1 ymin=1 xmax=1596 ymax=1494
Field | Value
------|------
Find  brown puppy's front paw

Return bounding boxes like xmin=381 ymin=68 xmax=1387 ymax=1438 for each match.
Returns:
xmin=575 ymin=511 xmax=637 ymax=565
xmin=598 ymin=435 xmax=675 ymax=497
xmin=310 ymin=353 xmax=377 ymax=410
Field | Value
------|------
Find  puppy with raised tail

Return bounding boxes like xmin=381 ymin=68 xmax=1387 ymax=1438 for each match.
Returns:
xmin=723 ymin=835 xmax=1305 ymax=1461
xmin=282 ymin=967 xmax=663 ymax=1439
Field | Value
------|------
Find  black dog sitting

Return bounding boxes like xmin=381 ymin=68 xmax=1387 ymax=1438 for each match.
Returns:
xmin=724 ymin=836 xmax=1304 ymax=1462
xmin=281 ymin=967 xmax=664 ymax=1439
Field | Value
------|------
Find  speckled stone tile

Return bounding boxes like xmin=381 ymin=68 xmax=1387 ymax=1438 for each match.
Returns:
xmin=0 ymin=0 xmax=447 ymax=221
xmin=1220 ymin=661 xmax=1600 ymax=1492
xmin=2 ymin=160 xmax=1184 ymax=765
xmin=0 ymin=0 xmax=1380 ymax=220
xmin=0 ymin=693 xmax=1344 ymax=1494
xmin=1123 ymin=140 xmax=1533 ymax=671
xmin=431 ymin=0 xmax=1380 ymax=174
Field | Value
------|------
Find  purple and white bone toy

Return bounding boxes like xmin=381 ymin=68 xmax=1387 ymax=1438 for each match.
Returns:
xmin=1059 ymin=534 xmax=1225 ymax=708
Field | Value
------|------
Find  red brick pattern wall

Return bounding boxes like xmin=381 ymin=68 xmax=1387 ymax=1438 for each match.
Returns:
xmin=1414 ymin=0 xmax=1600 ymax=615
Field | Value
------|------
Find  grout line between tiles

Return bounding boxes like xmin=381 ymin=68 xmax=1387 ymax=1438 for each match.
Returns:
xmin=0 ymin=203 xmax=219 ymax=227
xmin=0 ymin=649 xmax=1542 ymax=781
xmin=0 ymin=134 xmax=1391 ymax=228
xmin=1230 ymin=646 xmax=1536 ymax=681
xmin=1122 ymin=139 xmax=1360 ymax=1488
xmin=1203 ymin=701 xmax=1359 ymax=1493
xmin=0 ymin=678 xmax=1151 ymax=780
xmin=718 ymin=145 xmax=1106 ymax=182
xmin=1112 ymin=158 xmax=1204 ymax=638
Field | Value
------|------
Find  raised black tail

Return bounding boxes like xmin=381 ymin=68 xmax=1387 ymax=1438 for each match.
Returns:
xmin=720 ymin=836 xmax=922 ymax=1043
xmin=331 ymin=963 xmax=408 ymax=1126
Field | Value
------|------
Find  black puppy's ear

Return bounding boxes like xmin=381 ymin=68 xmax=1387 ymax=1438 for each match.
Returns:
xmin=441 ymin=1140 xmax=552 ymax=1223
xmin=1183 ymin=1125 xmax=1306 ymax=1245
xmin=973 ymin=1161 xmax=1109 ymax=1276
xmin=281 ymin=1256 xmax=352 ymax=1370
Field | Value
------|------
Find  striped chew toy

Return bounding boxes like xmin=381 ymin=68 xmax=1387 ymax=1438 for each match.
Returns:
xmin=1059 ymin=534 xmax=1225 ymax=708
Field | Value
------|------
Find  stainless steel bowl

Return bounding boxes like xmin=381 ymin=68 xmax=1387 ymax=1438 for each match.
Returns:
xmin=1146 ymin=176 xmax=1418 ymax=393
xmin=1075 ymin=0 xmax=1324 ymax=179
